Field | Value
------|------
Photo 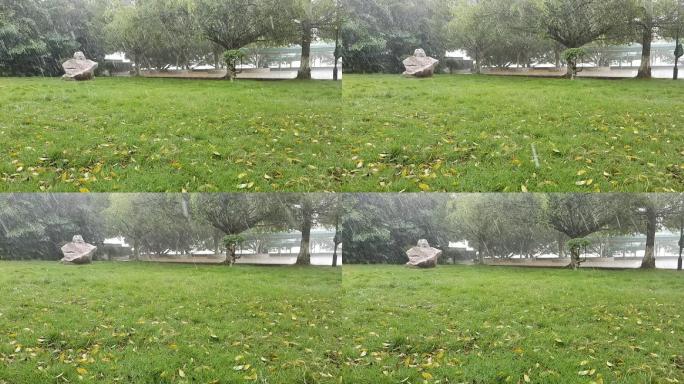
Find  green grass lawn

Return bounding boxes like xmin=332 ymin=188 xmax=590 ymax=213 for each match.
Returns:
xmin=0 ymin=262 xmax=341 ymax=383
xmin=343 ymin=75 xmax=684 ymax=192
xmin=2 ymin=75 xmax=682 ymax=192
xmin=0 ymin=77 xmax=341 ymax=192
xmin=341 ymin=266 xmax=684 ymax=383
xmin=2 ymin=263 xmax=683 ymax=383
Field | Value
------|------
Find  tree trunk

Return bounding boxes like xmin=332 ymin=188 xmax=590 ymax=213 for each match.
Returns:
xmin=133 ymin=52 xmax=141 ymax=77
xmin=675 ymin=33 xmax=681 ymax=80
xmin=225 ymin=245 xmax=236 ymax=266
xmin=565 ymin=58 xmax=576 ymax=79
xmin=333 ymin=13 xmax=341 ymax=82
xmin=213 ymin=229 xmax=221 ymax=256
xmin=297 ymin=25 xmax=312 ymax=80
xmin=133 ymin=237 xmax=140 ymax=261
xmin=332 ymin=218 xmax=340 ymax=267
xmin=557 ymin=233 xmax=565 ymax=258
xmin=637 ymin=27 xmax=653 ymax=79
xmin=568 ymin=246 xmax=581 ymax=270
xmin=677 ymin=220 xmax=683 ymax=271
xmin=332 ymin=240 xmax=340 ymax=267
xmin=297 ymin=203 xmax=313 ymax=265
xmin=640 ymin=203 xmax=657 ymax=269
xmin=554 ymin=46 xmax=561 ymax=70
xmin=476 ymin=240 xmax=485 ymax=264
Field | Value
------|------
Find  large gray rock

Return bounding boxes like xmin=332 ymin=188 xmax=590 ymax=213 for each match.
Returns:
xmin=60 ymin=235 xmax=96 ymax=264
xmin=62 ymin=52 xmax=98 ymax=81
xmin=402 ymin=49 xmax=439 ymax=78
xmin=406 ymin=239 xmax=442 ymax=268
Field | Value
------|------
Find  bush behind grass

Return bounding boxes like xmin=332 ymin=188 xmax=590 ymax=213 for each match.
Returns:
xmin=341 ymin=265 xmax=684 ymax=383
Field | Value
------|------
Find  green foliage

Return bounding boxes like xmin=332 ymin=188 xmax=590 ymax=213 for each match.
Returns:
xmin=566 ymin=237 xmax=591 ymax=251
xmin=0 ymin=194 xmax=108 ymax=260
xmin=0 ymin=0 xmax=109 ymax=76
xmin=105 ymin=0 xmax=208 ymax=72
xmin=222 ymin=234 xmax=245 ymax=248
xmin=223 ymin=49 xmax=246 ymax=79
xmin=561 ymin=47 xmax=587 ymax=63
xmin=196 ymin=0 xmax=288 ymax=50
xmin=446 ymin=194 xmax=558 ymax=261
xmin=542 ymin=0 xmax=633 ymax=48
xmin=448 ymin=0 xmax=552 ymax=72
xmin=106 ymin=194 xmax=200 ymax=258
xmin=341 ymin=194 xmax=451 ymax=264
xmin=342 ymin=0 xmax=452 ymax=73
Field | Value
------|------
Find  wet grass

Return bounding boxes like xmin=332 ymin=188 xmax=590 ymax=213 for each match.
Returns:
xmin=2 ymin=262 xmax=683 ymax=383
xmin=342 ymin=75 xmax=684 ymax=192
xmin=2 ymin=75 xmax=682 ymax=191
xmin=0 ymin=77 xmax=341 ymax=192
xmin=0 ymin=262 xmax=341 ymax=383
xmin=341 ymin=265 xmax=684 ymax=383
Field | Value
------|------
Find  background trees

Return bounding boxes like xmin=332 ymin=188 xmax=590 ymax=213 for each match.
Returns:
xmin=0 ymin=194 xmax=108 ymax=260
xmin=344 ymin=0 xmax=682 ymax=78
xmin=446 ymin=194 xmax=557 ymax=263
xmin=0 ymin=0 xmax=108 ymax=76
xmin=341 ymin=194 xmax=451 ymax=264
xmin=341 ymin=0 xmax=452 ymax=73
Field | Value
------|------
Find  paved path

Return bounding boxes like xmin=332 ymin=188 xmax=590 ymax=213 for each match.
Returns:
xmin=483 ymin=67 xmax=683 ymax=80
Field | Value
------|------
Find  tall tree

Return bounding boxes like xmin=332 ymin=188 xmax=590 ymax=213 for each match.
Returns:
xmin=635 ymin=194 xmax=684 ymax=269
xmin=286 ymin=0 xmax=337 ymax=80
xmin=541 ymin=0 xmax=632 ymax=77
xmin=278 ymin=194 xmax=338 ymax=265
xmin=629 ymin=0 xmax=680 ymax=79
xmin=661 ymin=194 xmax=684 ymax=270
xmin=662 ymin=0 xmax=684 ymax=79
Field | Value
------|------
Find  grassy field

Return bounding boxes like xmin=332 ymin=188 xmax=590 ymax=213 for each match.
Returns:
xmin=343 ymin=75 xmax=684 ymax=192
xmin=341 ymin=266 xmax=684 ymax=383
xmin=0 ymin=262 xmax=341 ymax=383
xmin=0 ymin=77 xmax=341 ymax=192
xmin=2 ymin=263 xmax=683 ymax=383
xmin=2 ymin=75 xmax=682 ymax=192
